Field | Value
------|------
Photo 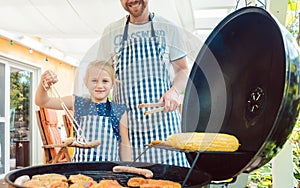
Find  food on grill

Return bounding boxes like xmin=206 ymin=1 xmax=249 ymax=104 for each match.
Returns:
xmin=33 ymin=173 xmax=67 ymax=184
xmin=70 ymin=140 xmax=101 ymax=148
xmin=20 ymin=178 xmax=68 ymax=188
xmin=143 ymin=180 xmax=181 ymax=188
xmin=68 ymin=173 xmax=96 ymax=186
xmin=112 ymin=166 xmax=153 ymax=178
xmin=127 ymin=177 xmax=181 ymax=188
xmin=149 ymin=140 xmax=163 ymax=146
xmin=18 ymin=173 xmax=68 ymax=187
xmin=150 ymin=132 xmax=240 ymax=152
xmin=90 ymin=179 xmax=124 ymax=188
xmin=13 ymin=171 xmax=182 ymax=188
xmin=49 ymin=182 xmax=69 ymax=188
xmin=127 ymin=177 xmax=148 ymax=187
xmin=21 ymin=179 xmax=47 ymax=187
xmin=69 ymin=183 xmax=86 ymax=188
xmin=32 ymin=173 xmax=68 ymax=183
xmin=14 ymin=175 xmax=30 ymax=185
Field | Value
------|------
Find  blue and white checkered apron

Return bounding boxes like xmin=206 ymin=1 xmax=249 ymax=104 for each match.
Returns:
xmin=72 ymin=115 xmax=119 ymax=162
xmin=113 ymin=14 xmax=189 ymax=167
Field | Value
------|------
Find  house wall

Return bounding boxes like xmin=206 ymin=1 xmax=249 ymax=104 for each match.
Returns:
xmin=0 ymin=36 xmax=78 ymax=166
xmin=0 ymin=37 xmax=77 ymax=97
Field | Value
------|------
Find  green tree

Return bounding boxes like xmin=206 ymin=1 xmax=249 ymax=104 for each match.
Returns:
xmin=10 ymin=70 xmax=31 ymax=140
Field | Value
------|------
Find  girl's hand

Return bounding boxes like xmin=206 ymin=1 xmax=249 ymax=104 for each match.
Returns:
xmin=41 ymin=70 xmax=58 ymax=91
xmin=159 ymin=86 xmax=180 ymax=112
xmin=119 ymin=143 xmax=132 ymax=162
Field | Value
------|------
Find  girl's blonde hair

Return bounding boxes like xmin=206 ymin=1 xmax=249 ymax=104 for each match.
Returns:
xmin=84 ymin=60 xmax=116 ymax=85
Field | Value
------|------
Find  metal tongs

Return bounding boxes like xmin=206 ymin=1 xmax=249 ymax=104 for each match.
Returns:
xmin=42 ymin=77 xmax=100 ymax=148
xmin=128 ymin=141 xmax=201 ymax=187
xmin=138 ymin=102 xmax=165 ymax=115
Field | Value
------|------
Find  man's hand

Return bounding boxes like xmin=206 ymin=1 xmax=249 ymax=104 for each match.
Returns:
xmin=159 ymin=86 xmax=180 ymax=112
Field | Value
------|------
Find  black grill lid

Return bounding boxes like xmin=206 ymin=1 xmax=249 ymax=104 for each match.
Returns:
xmin=182 ymin=6 xmax=300 ymax=180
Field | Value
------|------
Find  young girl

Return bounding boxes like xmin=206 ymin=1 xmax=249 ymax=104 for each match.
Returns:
xmin=35 ymin=60 xmax=132 ymax=162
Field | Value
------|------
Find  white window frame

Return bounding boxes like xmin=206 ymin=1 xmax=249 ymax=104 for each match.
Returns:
xmin=0 ymin=52 xmax=43 ymax=175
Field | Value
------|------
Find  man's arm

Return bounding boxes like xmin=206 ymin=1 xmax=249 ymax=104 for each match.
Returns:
xmin=160 ymin=56 xmax=189 ymax=112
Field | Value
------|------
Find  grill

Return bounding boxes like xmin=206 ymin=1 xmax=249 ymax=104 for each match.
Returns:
xmin=182 ymin=6 xmax=300 ymax=181
xmin=5 ymin=6 xmax=300 ymax=187
xmin=5 ymin=162 xmax=211 ymax=187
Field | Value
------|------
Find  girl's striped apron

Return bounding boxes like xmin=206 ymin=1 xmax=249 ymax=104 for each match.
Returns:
xmin=73 ymin=99 xmax=119 ymax=162
xmin=113 ymin=14 xmax=189 ymax=167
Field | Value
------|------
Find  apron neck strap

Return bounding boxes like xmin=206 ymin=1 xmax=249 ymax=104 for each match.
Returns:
xmin=106 ymin=99 xmax=111 ymax=116
xmin=122 ymin=13 xmax=156 ymax=41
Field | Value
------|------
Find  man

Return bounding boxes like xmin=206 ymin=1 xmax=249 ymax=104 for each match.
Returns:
xmin=97 ymin=0 xmax=189 ymax=167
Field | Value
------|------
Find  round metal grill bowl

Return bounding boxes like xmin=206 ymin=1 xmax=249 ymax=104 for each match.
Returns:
xmin=5 ymin=162 xmax=211 ymax=187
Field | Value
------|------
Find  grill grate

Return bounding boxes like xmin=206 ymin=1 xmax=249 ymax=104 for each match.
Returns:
xmin=65 ymin=171 xmax=143 ymax=187
xmin=127 ymin=145 xmax=206 ymax=187
xmin=144 ymin=144 xmax=206 ymax=153
xmin=64 ymin=170 xmax=197 ymax=187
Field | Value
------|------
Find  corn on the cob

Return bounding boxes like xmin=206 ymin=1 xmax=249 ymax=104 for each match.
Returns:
xmin=164 ymin=132 xmax=240 ymax=152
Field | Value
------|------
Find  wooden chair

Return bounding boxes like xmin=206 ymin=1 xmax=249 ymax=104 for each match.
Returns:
xmin=62 ymin=114 xmax=75 ymax=157
xmin=36 ymin=108 xmax=100 ymax=164
xmin=36 ymin=107 xmax=72 ymax=164
xmin=62 ymin=114 xmax=72 ymax=138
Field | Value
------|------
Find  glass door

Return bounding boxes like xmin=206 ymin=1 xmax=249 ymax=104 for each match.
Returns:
xmin=0 ymin=56 xmax=39 ymax=175
xmin=0 ymin=63 xmax=5 ymax=174
xmin=10 ymin=67 xmax=32 ymax=170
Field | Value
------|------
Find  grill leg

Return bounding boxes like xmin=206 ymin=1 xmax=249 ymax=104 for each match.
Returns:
xmin=182 ymin=152 xmax=201 ymax=187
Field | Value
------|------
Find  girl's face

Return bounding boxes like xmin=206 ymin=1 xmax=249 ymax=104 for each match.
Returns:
xmin=86 ymin=68 xmax=114 ymax=103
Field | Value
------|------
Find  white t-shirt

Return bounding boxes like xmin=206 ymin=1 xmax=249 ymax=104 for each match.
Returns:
xmin=97 ymin=13 xmax=187 ymax=63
